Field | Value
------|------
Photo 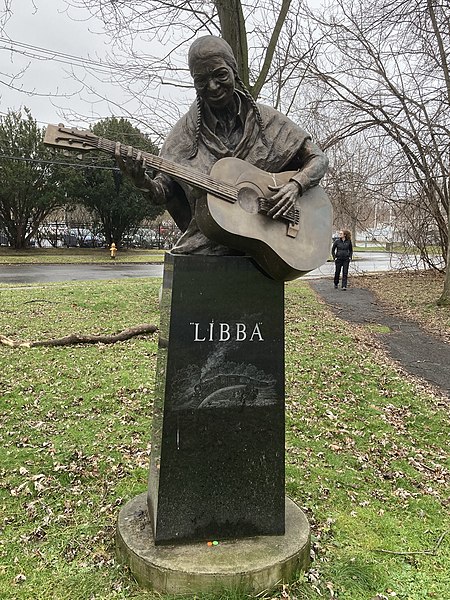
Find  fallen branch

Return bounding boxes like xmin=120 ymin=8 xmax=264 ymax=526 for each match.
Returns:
xmin=0 ymin=324 xmax=158 ymax=348
xmin=374 ymin=530 xmax=449 ymax=556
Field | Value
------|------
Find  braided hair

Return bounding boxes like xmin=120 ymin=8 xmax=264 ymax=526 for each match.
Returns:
xmin=189 ymin=93 xmax=204 ymax=159
xmin=234 ymin=74 xmax=268 ymax=146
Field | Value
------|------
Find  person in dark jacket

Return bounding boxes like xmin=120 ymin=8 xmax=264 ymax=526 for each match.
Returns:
xmin=332 ymin=229 xmax=353 ymax=290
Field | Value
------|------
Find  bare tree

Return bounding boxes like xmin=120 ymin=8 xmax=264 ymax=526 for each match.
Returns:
xmin=325 ymin=136 xmax=390 ymax=243
xmin=0 ymin=0 xmax=12 ymax=29
xmin=60 ymin=0 xmax=312 ymax=134
xmin=302 ymin=0 xmax=450 ymax=303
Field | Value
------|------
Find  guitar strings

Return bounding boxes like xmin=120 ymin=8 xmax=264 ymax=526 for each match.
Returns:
xmin=89 ymin=136 xmax=297 ymax=220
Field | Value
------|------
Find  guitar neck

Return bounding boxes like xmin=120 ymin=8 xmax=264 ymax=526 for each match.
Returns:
xmin=97 ymin=137 xmax=238 ymax=203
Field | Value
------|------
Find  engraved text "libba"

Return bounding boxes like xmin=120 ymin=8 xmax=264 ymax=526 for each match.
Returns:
xmin=190 ymin=322 xmax=264 ymax=342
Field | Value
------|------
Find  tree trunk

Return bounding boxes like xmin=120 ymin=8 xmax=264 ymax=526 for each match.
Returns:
xmin=215 ymin=0 xmax=249 ymax=86
xmin=438 ymin=206 xmax=450 ymax=306
xmin=428 ymin=0 xmax=450 ymax=306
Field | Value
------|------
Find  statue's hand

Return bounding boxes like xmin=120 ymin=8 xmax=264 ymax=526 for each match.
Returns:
xmin=267 ymin=180 xmax=302 ymax=219
xmin=115 ymin=142 xmax=152 ymax=191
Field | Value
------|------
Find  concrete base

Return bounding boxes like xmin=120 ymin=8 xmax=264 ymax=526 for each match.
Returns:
xmin=116 ymin=493 xmax=311 ymax=595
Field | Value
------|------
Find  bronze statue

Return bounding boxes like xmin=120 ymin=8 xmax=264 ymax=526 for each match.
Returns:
xmin=115 ymin=36 xmax=329 ymax=259
xmin=44 ymin=36 xmax=331 ymax=279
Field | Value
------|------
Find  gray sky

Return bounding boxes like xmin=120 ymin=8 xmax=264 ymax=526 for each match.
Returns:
xmin=1 ymin=0 xmax=323 ymax=133
xmin=0 ymin=0 xmax=151 ymax=127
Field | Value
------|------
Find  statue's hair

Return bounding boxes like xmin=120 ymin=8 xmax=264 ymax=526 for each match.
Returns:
xmin=234 ymin=74 xmax=268 ymax=146
xmin=189 ymin=94 xmax=204 ymax=159
xmin=188 ymin=36 xmax=268 ymax=158
xmin=188 ymin=36 xmax=238 ymax=75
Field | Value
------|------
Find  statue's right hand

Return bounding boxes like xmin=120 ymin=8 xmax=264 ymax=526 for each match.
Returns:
xmin=115 ymin=142 xmax=150 ymax=190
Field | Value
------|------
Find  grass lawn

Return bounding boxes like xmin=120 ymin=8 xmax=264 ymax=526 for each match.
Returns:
xmin=0 ymin=248 xmax=166 ymax=264
xmin=0 ymin=277 xmax=448 ymax=599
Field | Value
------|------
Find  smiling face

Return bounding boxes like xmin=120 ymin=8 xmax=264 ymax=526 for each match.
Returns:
xmin=192 ymin=56 xmax=236 ymax=110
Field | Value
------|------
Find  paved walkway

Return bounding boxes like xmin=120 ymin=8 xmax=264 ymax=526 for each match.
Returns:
xmin=309 ymin=278 xmax=450 ymax=398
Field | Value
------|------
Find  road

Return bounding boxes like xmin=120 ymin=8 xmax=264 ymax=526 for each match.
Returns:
xmin=0 ymin=262 xmax=164 ymax=284
xmin=0 ymin=252 xmax=425 ymax=284
xmin=306 ymin=251 xmax=419 ymax=279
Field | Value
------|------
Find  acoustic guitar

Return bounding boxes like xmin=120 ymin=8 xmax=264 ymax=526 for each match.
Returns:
xmin=44 ymin=124 xmax=332 ymax=281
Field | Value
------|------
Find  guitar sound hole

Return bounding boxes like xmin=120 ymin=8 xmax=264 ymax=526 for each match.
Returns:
xmin=237 ymin=187 xmax=260 ymax=214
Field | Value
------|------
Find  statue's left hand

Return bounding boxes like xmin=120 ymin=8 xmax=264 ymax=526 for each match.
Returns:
xmin=267 ymin=181 xmax=302 ymax=219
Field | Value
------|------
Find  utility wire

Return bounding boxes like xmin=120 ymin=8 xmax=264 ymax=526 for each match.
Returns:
xmin=0 ymin=37 xmax=190 ymax=86
xmin=0 ymin=37 xmax=119 ymax=76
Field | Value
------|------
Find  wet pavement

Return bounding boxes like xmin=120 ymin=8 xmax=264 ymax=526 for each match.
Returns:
xmin=309 ymin=278 xmax=450 ymax=397
xmin=0 ymin=262 xmax=164 ymax=284
xmin=0 ymin=252 xmax=423 ymax=284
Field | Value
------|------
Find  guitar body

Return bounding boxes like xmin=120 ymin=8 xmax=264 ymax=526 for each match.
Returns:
xmin=196 ymin=157 xmax=333 ymax=281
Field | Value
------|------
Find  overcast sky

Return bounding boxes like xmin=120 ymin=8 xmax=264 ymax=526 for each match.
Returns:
xmin=0 ymin=0 xmax=153 ymax=128
xmin=1 ymin=0 xmax=323 ymax=133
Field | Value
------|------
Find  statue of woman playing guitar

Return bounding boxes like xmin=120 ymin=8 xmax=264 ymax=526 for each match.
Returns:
xmin=115 ymin=35 xmax=328 ymax=257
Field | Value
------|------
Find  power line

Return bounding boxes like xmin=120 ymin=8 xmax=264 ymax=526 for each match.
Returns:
xmin=0 ymin=37 xmax=118 ymax=76
xmin=0 ymin=36 xmax=192 ymax=88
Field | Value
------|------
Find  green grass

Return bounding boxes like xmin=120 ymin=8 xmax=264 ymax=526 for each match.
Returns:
xmin=0 ymin=278 xmax=449 ymax=599
xmin=0 ymin=247 xmax=166 ymax=264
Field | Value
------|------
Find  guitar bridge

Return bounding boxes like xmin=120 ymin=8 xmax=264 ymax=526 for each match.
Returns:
xmin=258 ymin=198 xmax=300 ymax=238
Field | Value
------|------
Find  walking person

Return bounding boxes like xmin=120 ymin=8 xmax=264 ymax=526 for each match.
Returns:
xmin=332 ymin=229 xmax=353 ymax=290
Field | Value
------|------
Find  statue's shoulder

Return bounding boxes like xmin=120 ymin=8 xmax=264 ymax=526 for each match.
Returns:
xmin=256 ymin=102 xmax=309 ymax=139
xmin=161 ymin=103 xmax=197 ymax=158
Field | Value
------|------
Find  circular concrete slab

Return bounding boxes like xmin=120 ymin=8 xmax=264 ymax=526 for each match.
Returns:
xmin=116 ymin=493 xmax=310 ymax=595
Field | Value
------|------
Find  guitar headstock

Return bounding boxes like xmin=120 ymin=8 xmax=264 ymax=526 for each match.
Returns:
xmin=44 ymin=124 xmax=99 ymax=153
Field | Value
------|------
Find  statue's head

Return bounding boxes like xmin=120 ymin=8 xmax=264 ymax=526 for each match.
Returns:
xmin=187 ymin=35 xmax=267 ymax=157
xmin=188 ymin=36 xmax=238 ymax=76
xmin=188 ymin=36 xmax=237 ymax=111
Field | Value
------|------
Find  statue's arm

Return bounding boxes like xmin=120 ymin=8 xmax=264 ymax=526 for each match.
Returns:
xmin=288 ymin=139 xmax=329 ymax=194
xmin=267 ymin=139 xmax=328 ymax=219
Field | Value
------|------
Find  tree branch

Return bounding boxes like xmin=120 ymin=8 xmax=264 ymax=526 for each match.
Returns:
xmin=375 ymin=530 xmax=449 ymax=556
xmin=0 ymin=324 xmax=158 ymax=348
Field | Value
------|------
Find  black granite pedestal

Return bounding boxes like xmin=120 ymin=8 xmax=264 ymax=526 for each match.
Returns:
xmin=148 ymin=253 xmax=285 ymax=545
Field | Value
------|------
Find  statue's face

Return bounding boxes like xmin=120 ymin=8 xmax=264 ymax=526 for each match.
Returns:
xmin=192 ymin=56 xmax=235 ymax=110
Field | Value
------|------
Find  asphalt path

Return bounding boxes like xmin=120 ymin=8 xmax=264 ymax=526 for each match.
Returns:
xmin=0 ymin=252 xmax=422 ymax=284
xmin=310 ymin=278 xmax=450 ymax=397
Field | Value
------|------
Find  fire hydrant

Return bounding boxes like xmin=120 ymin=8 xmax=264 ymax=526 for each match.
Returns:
xmin=110 ymin=242 xmax=117 ymax=260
